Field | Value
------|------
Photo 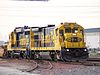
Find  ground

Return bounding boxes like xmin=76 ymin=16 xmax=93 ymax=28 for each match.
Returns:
xmin=0 ymin=67 xmax=39 ymax=75
xmin=0 ymin=58 xmax=100 ymax=75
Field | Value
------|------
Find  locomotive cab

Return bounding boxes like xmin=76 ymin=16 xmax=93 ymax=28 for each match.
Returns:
xmin=55 ymin=22 xmax=88 ymax=61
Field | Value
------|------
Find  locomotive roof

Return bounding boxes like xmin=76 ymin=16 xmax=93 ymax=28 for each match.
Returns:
xmin=55 ymin=22 xmax=84 ymax=29
xmin=14 ymin=25 xmax=55 ymax=29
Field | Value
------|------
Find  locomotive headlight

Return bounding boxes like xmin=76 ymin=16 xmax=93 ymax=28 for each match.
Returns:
xmin=67 ymin=49 xmax=69 ymax=51
xmin=84 ymin=49 xmax=87 ymax=51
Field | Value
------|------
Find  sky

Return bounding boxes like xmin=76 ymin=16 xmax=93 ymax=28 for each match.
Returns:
xmin=0 ymin=0 xmax=100 ymax=41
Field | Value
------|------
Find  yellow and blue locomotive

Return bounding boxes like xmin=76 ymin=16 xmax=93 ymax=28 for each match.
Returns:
xmin=7 ymin=22 xmax=88 ymax=61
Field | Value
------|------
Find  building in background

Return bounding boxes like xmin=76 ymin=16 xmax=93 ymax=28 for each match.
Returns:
xmin=0 ymin=41 xmax=5 ymax=47
xmin=84 ymin=28 xmax=100 ymax=51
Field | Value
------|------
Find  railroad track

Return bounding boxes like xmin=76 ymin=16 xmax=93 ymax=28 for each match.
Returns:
xmin=82 ymin=58 xmax=100 ymax=66
xmin=56 ymin=58 xmax=100 ymax=66
xmin=87 ymin=58 xmax=100 ymax=62
xmin=21 ymin=60 xmax=53 ymax=72
xmin=19 ymin=58 xmax=100 ymax=72
xmin=68 ymin=58 xmax=100 ymax=66
xmin=26 ymin=60 xmax=38 ymax=72
xmin=35 ymin=60 xmax=53 ymax=70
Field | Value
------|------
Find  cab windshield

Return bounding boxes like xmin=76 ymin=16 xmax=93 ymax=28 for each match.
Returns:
xmin=65 ymin=27 xmax=78 ymax=33
xmin=72 ymin=28 xmax=78 ymax=33
xmin=65 ymin=27 xmax=71 ymax=33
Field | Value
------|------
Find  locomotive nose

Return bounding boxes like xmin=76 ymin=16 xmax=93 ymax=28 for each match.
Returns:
xmin=64 ymin=36 xmax=83 ymax=48
xmin=66 ymin=37 xmax=82 ymax=42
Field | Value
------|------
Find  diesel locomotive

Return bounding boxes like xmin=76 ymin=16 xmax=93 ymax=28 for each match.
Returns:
xmin=6 ymin=22 xmax=89 ymax=61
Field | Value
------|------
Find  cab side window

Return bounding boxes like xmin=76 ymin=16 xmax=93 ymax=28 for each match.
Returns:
xmin=59 ymin=30 xmax=64 ymax=36
xmin=80 ymin=29 xmax=84 ymax=35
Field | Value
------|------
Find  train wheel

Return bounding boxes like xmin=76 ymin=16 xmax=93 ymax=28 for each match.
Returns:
xmin=6 ymin=51 xmax=9 ymax=58
xmin=49 ymin=52 xmax=57 ymax=61
xmin=7 ymin=51 xmax=10 ymax=58
xmin=8 ymin=51 xmax=12 ymax=58
xmin=30 ymin=51 xmax=35 ymax=59
xmin=19 ymin=51 xmax=24 ymax=59
xmin=32 ymin=52 xmax=41 ymax=60
xmin=33 ymin=53 xmax=37 ymax=60
xmin=10 ymin=51 xmax=13 ymax=58
xmin=3 ymin=49 xmax=7 ymax=59
xmin=82 ymin=54 xmax=89 ymax=59
xmin=22 ymin=51 xmax=26 ymax=59
xmin=61 ymin=50 xmax=72 ymax=62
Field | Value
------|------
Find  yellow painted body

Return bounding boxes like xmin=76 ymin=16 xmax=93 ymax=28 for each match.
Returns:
xmin=0 ymin=47 xmax=4 ymax=57
xmin=53 ymin=23 xmax=86 ymax=50
xmin=7 ymin=31 xmax=28 ymax=51
xmin=7 ymin=22 xmax=86 ymax=52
